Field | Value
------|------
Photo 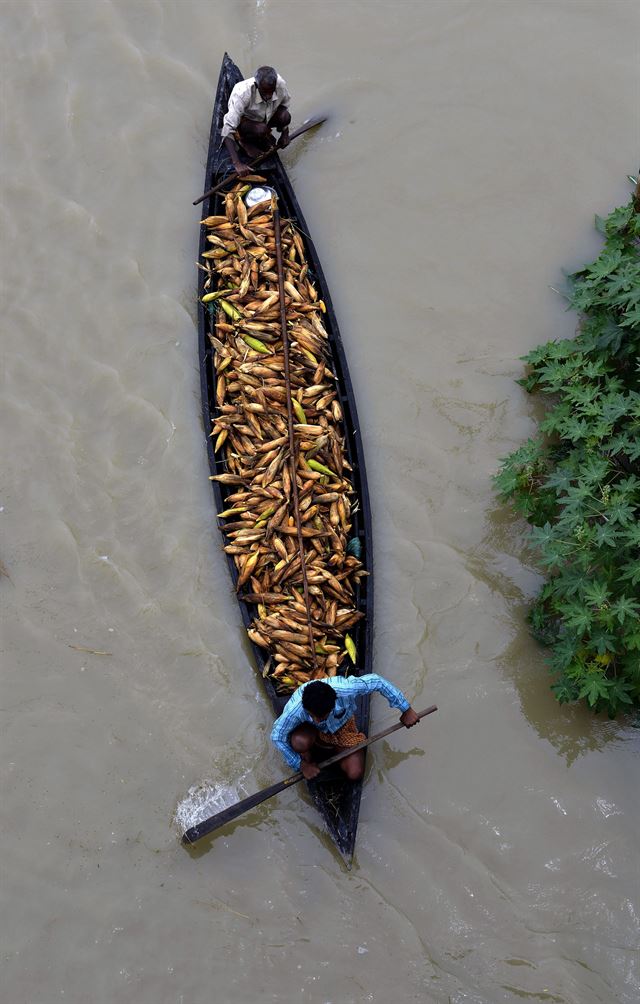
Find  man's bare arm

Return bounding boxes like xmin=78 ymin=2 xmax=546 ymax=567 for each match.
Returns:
xmin=224 ymin=136 xmax=251 ymax=177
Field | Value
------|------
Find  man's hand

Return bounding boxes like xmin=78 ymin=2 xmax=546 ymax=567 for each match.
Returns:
xmin=400 ymin=707 xmax=419 ymax=728
xmin=234 ymin=160 xmax=251 ymax=178
xmin=277 ymin=127 xmax=290 ymax=150
xmin=301 ymin=760 xmax=321 ymax=780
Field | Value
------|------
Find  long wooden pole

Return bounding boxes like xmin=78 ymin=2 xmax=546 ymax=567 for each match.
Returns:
xmin=182 ymin=704 xmax=437 ymax=845
xmin=193 ymin=114 xmax=327 ymax=206
xmin=273 ymin=203 xmax=319 ymax=675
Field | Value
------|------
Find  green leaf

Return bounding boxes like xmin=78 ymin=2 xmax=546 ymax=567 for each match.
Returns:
xmin=620 ymin=561 xmax=640 ymax=587
xmin=550 ymin=635 xmax=580 ymax=670
xmin=583 ymin=580 xmax=610 ymax=608
xmin=620 ymin=303 xmax=640 ymax=328
xmin=551 ymin=679 xmax=580 ymax=703
xmin=588 ymin=629 xmax=618 ymax=655
xmin=543 ymin=468 xmax=574 ymax=493
xmin=608 ymin=498 xmax=636 ymax=526
xmin=587 ymin=249 xmax=623 ymax=281
xmin=610 ymin=595 xmax=640 ymax=625
xmin=593 ymin=522 xmax=619 ymax=548
xmin=578 ymin=674 xmax=612 ymax=707
xmin=606 ymin=262 xmax=640 ymax=298
xmin=561 ymin=604 xmax=593 ymax=635
xmin=596 ymin=317 xmax=626 ymax=353
xmin=605 ymin=203 xmax=634 ymax=233
xmin=622 ymin=523 xmax=640 ymax=547
xmin=570 ymin=281 xmax=600 ymax=313
xmin=607 ymin=680 xmax=635 ymax=707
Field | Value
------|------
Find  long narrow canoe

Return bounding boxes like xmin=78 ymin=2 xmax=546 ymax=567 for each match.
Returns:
xmin=197 ymin=53 xmax=373 ymax=862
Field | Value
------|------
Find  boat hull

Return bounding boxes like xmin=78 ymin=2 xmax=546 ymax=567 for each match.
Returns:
xmin=197 ymin=54 xmax=374 ymax=861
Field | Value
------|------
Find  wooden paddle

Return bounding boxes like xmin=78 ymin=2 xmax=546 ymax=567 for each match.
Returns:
xmin=193 ymin=113 xmax=327 ymax=206
xmin=181 ymin=704 xmax=437 ymax=845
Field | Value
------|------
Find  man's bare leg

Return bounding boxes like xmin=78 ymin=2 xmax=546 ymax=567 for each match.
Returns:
xmin=237 ymin=117 xmax=273 ymax=159
xmin=337 ymin=748 xmax=365 ymax=781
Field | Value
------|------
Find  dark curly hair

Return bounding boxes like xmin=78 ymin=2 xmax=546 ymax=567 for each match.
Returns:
xmin=302 ymin=681 xmax=336 ymax=718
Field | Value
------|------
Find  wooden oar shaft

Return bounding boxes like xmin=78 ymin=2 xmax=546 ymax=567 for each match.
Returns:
xmin=181 ymin=704 xmax=437 ymax=845
xmin=193 ymin=115 xmax=326 ymax=206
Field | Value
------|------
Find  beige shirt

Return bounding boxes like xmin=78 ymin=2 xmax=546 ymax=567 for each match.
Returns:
xmin=221 ymin=75 xmax=290 ymax=139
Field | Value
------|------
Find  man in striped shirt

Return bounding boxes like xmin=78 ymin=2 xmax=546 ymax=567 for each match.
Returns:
xmin=222 ymin=65 xmax=291 ymax=176
xmin=271 ymin=676 xmax=419 ymax=781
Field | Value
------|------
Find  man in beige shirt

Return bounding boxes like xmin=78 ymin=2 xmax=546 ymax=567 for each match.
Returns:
xmin=222 ymin=65 xmax=291 ymax=175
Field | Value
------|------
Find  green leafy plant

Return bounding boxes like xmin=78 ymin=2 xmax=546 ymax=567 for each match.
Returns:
xmin=495 ymin=180 xmax=640 ymax=716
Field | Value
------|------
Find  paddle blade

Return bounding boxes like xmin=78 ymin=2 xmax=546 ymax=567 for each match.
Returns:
xmin=288 ymin=113 xmax=328 ymax=142
xmin=181 ymin=772 xmax=302 ymax=845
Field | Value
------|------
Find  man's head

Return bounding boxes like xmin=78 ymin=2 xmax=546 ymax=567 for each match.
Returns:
xmin=302 ymin=680 xmax=336 ymax=722
xmin=255 ymin=65 xmax=278 ymax=100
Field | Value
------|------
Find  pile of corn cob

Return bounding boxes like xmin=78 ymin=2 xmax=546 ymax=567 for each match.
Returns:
xmin=200 ymin=177 xmax=366 ymax=692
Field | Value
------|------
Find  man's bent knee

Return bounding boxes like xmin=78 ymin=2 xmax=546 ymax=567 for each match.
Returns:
xmin=239 ymin=118 xmax=269 ymax=138
xmin=341 ymin=753 xmax=364 ymax=781
xmin=289 ymin=724 xmax=316 ymax=753
xmin=270 ymin=107 xmax=291 ymax=130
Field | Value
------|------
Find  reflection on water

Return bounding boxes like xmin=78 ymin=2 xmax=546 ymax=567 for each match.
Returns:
xmin=496 ymin=632 xmax=633 ymax=765
xmin=377 ymin=738 xmax=426 ymax=772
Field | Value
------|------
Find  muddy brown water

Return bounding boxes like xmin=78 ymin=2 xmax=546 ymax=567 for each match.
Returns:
xmin=2 ymin=2 xmax=639 ymax=1002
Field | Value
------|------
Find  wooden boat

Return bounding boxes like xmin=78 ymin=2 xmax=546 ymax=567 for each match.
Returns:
xmin=196 ymin=53 xmax=373 ymax=862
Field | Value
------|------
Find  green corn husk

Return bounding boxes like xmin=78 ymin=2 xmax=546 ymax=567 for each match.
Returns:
xmin=219 ymin=299 xmax=242 ymax=322
xmin=306 ymin=458 xmax=336 ymax=477
xmin=242 ymin=334 xmax=271 ymax=354
xmin=345 ymin=634 xmax=357 ymax=663
xmin=293 ymin=400 xmax=307 ymax=424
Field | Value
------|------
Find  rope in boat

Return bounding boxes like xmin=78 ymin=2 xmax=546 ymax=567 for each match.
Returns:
xmin=273 ymin=200 xmax=320 ymax=677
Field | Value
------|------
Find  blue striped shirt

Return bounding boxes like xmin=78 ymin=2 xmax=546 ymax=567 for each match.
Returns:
xmin=270 ymin=674 xmax=410 ymax=770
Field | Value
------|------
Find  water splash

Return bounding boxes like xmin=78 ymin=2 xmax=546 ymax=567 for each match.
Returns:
xmin=174 ymin=769 xmax=253 ymax=837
